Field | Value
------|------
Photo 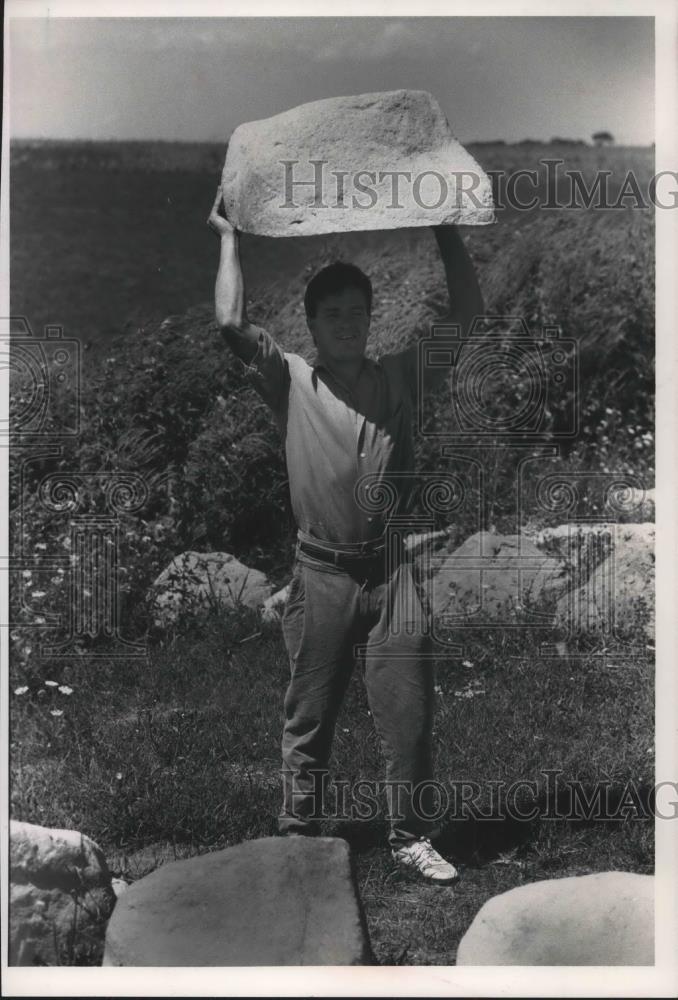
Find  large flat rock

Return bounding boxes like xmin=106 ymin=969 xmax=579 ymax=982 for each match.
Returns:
xmin=103 ymin=836 xmax=373 ymax=966
xmin=456 ymin=871 xmax=654 ymax=965
xmin=222 ymin=90 xmax=494 ymax=236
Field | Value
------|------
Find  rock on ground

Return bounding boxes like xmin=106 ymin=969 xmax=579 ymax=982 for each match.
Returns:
xmin=103 ymin=836 xmax=373 ymax=966
xmin=149 ymin=551 xmax=272 ymax=628
xmin=553 ymin=523 xmax=655 ymax=641
xmin=456 ymin=871 xmax=654 ymax=966
xmin=10 ymin=820 xmax=116 ymax=966
xmin=222 ymin=90 xmax=494 ymax=236
xmin=430 ymin=530 xmax=568 ymax=623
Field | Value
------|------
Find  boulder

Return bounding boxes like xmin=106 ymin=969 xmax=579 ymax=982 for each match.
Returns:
xmin=9 ymin=820 xmax=116 ymax=965
xmin=103 ymin=836 xmax=373 ymax=966
xmin=222 ymin=90 xmax=494 ymax=236
xmin=430 ymin=531 xmax=568 ymax=623
xmin=456 ymin=871 xmax=654 ymax=965
xmin=149 ymin=551 xmax=272 ymax=628
xmin=553 ymin=524 xmax=655 ymax=641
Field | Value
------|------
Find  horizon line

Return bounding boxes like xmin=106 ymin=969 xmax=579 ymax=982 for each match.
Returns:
xmin=9 ymin=135 xmax=654 ymax=148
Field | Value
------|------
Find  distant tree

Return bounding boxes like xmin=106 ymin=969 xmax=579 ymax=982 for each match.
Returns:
xmin=550 ymin=137 xmax=586 ymax=146
xmin=592 ymin=130 xmax=614 ymax=146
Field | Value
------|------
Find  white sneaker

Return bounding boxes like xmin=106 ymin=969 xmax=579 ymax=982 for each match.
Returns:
xmin=392 ymin=837 xmax=459 ymax=884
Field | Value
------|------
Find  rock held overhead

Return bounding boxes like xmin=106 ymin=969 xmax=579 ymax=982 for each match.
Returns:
xmin=222 ymin=90 xmax=495 ymax=236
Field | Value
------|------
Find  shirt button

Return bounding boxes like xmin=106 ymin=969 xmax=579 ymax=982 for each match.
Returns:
xmin=359 ymin=452 xmax=366 ymax=458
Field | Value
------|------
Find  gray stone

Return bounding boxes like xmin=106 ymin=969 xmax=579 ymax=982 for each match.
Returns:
xmin=9 ymin=820 xmax=116 ymax=965
xmin=553 ymin=523 xmax=654 ymax=641
xmin=456 ymin=871 xmax=654 ymax=966
xmin=222 ymin=90 xmax=494 ymax=236
xmin=430 ymin=530 xmax=568 ymax=623
xmin=103 ymin=836 xmax=373 ymax=966
xmin=150 ymin=551 xmax=273 ymax=628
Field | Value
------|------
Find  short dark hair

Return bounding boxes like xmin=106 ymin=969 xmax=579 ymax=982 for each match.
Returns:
xmin=304 ymin=261 xmax=372 ymax=319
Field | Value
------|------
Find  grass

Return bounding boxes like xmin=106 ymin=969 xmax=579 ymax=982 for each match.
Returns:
xmin=10 ymin=602 xmax=654 ymax=965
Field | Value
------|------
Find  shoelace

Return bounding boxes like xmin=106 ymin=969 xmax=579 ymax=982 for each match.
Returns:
xmin=408 ymin=837 xmax=445 ymax=867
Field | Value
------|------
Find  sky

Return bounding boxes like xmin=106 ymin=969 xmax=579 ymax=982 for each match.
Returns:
xmin=7 ymin=15 xmax=655 ymax=145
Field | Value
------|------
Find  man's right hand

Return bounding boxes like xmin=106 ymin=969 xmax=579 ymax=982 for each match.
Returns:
xmin=207 ymin=185 xmax=236 ymax=238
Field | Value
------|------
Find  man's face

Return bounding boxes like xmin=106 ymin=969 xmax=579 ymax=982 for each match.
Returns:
xmin=307 ymin=287 xmax=370 ymax=365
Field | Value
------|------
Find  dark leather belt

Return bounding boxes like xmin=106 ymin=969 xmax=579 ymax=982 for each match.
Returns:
xmin=297 ymin=534 xmax=402 ymax=569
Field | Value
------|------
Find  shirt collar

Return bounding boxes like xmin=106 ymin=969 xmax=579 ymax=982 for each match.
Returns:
xmin=312 ymin=355 xmax=372 ymax=395
xmin=312 ymin=354 xmax=371 ymax=376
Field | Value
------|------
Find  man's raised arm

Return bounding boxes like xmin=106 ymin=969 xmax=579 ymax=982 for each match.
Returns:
xmin=406 ymin=225 xmax=485 ymax=396
xmin=432 ymin=224 xmax=484 ymax=337
xmin=207 ymin=185 xmax=266 ymax=365
xmin=385 ymin=225 xmax=485 ymax=399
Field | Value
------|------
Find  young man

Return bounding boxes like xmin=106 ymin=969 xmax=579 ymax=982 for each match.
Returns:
xmin=208 ymin=186 xmax=484 ymax=883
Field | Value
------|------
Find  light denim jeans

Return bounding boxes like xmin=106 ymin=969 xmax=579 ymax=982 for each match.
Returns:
xmin=278 ymin=548 xmax=439 ymax=847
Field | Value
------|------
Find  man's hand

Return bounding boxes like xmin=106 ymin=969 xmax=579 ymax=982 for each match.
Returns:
xmin=210 ymin=184 xmax=266 ymax=366
xmin=207 ymin=185 xmax=236 ymax=238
